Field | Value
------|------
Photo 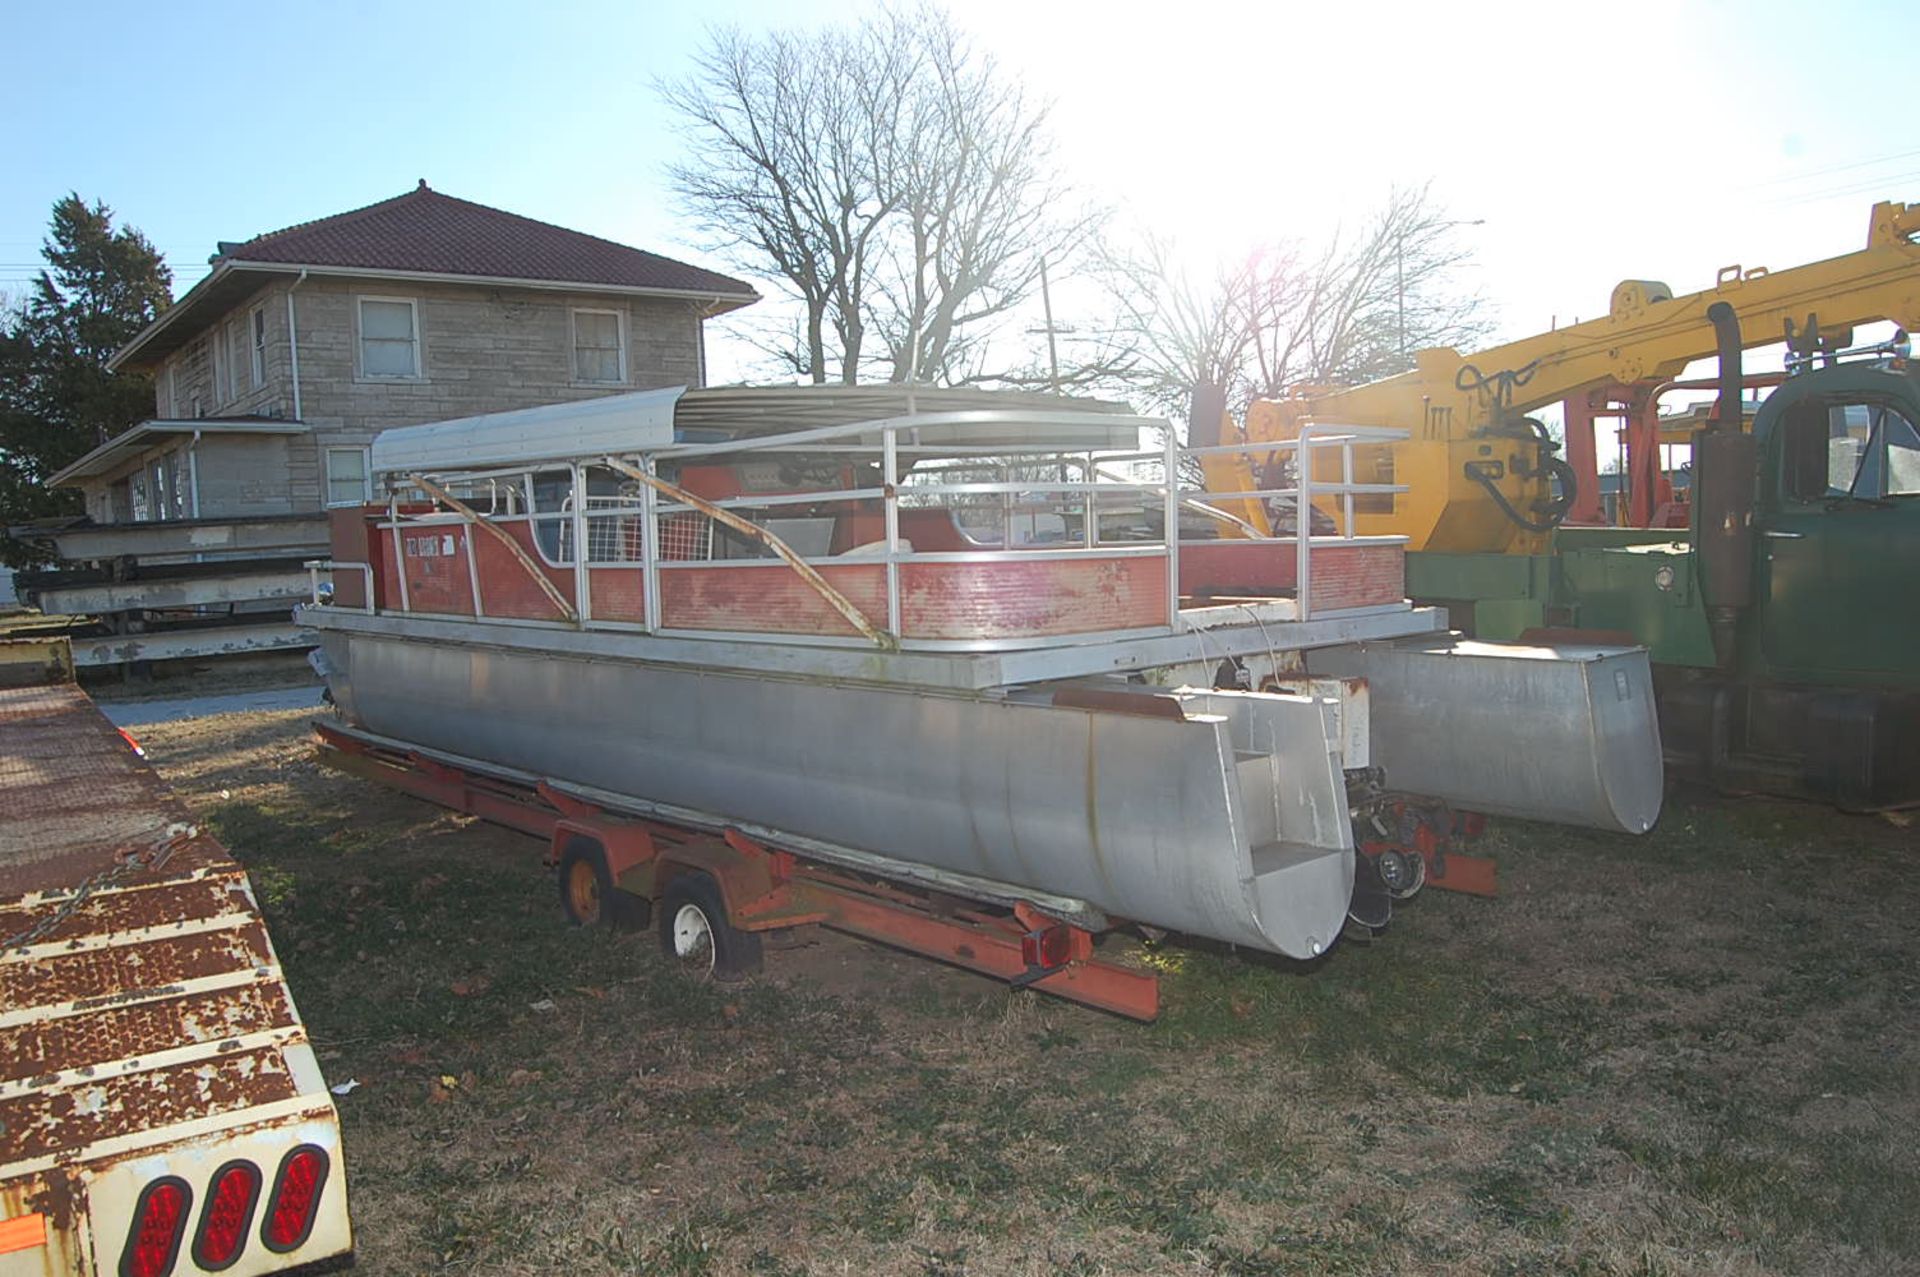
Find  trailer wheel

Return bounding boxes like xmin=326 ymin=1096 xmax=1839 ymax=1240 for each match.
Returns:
xmin=557 ymin=838 xmax=649 ymax=931
xmin=659 ymin=872 xmax=762 ymax=982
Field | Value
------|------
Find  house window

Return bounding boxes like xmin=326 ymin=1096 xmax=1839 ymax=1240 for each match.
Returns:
xmin=164 ymin=363 xmax=178 ymax=418
xmin=572 ymin=308 xmax=626 ymax=384
xmin=358 ymin=297 xmax=420 ymax=378
xmin=250 ymin=306 xmax=268 ymax=387
xmin=326 ymin=447 xmax=372 ymax=507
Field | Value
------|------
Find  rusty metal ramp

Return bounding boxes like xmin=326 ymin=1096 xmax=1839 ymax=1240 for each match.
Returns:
xmin=0 ymin=672 xmax=350 ymax=1276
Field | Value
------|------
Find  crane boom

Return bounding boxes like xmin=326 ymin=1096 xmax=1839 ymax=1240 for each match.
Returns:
xmin=1211 ymin=200 xmax=1920 ymax=555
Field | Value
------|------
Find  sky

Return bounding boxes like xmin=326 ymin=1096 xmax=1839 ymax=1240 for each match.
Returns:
xmin=5 ymin=0 xmax=1917 ymax=391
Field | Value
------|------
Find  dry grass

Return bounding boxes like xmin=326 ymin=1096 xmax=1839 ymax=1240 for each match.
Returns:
xmin=135 ymin=705 xmax=1920 ymax=1276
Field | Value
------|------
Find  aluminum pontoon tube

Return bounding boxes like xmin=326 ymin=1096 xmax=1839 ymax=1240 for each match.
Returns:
xmin=313 ymin=623 xmax=1358 ymax=959
xmin=1306 ymin=638 xmax=1664 ymax=834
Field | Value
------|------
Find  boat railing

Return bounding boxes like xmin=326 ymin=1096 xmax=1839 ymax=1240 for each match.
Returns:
xmin=303 ymin=559 xmax=375 ymax=613
xmin=312 ymin=409 xmax=1407 ymax=646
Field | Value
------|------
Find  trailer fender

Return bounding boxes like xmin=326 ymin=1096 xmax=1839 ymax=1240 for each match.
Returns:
xmin=654 ymin=838 xmax=829 ymax=932
xmin=550 ymin=818 xmax=657 ymax=883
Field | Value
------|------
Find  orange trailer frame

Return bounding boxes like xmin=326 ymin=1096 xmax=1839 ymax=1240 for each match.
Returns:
xmin=313 ymin=721 xmax=1161 ymax=1021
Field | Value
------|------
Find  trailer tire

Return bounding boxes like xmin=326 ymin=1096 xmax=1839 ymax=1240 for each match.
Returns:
xmin=558 ymin=838 xmax=650 ymax=931
xmin=659 ymin=872 xmax=762 ymax=983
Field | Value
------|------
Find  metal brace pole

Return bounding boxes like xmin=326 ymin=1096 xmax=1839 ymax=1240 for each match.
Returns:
xmin=1295 ymin=428 xmax=1313 ymax=620
xmin=883 ymin=429 xmax=903 ymax=639
xmin=570 ymin=462 xmax=591 ymax=623
xmin=1164 ymin=426 xmax=1181 ymax=631
xmin=640 ymin=456 xmax=660 ymax=630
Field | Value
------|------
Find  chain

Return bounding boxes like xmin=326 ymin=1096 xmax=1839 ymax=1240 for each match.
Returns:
xmin=1 ymin=823 xmax=198 ymax=954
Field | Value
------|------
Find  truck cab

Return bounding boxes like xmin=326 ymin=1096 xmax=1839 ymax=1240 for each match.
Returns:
xmin=1560 ymin=356 xmax=1920 ymax=808
xmin=1754 ymin=363 xmax=1920 ymax=686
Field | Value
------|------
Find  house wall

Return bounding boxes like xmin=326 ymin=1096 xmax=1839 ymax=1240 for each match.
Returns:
xmin=148 ymin=274 xmax=710 ymax=515
xmin=79 ymin=433 xmax=299 ymax=523
xmin=192 ymin=435 xmax=299 ymax=517
xmin=153 ymin=280 xmax=290 ymax=423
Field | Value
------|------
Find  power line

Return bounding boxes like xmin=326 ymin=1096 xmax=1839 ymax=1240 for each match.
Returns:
xmin=1769 ymin=170 xmax=1920 ymax=210
xmin=1742 ymin=145 xmax=1920 ymax=192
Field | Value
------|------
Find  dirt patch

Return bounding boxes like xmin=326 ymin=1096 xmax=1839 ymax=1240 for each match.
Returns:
xmin=133 ymin=707 xmax=1920 ymax=1276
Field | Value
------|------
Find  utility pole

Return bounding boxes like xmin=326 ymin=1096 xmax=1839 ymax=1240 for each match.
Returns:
xmin=1040 ymin=259 xmax=1060 ymax=393
xmin=1027 ymin=258 xmax=1075 ymax=394
xmin=1396 ymin=234 xmax=1406 ymax=361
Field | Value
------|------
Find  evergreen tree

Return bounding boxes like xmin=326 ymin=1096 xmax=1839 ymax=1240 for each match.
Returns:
xmin=0 ymin=194 xmax=172 ymax=565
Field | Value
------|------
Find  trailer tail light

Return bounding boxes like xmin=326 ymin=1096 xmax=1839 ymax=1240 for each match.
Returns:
xmin=192 ymin=1160 xmax=262 ymax=1270
xmin=261 ymin=1145 xmax=330 ymax=1253
xmin=120 ymin=1177 xmax=191 ymax=1277
xmin=1020 ymin=921 xmax=1071 ymax=970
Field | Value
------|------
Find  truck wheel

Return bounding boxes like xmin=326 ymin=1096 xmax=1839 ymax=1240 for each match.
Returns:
xmin=557 ymin=838 xmax=649 ymax=931
xmin=658 ymin=872 xmax=762 ymax=982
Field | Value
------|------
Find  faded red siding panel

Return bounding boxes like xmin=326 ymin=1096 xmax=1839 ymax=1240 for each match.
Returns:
xmin=472 ymin=522 xmax=575 ymax=621
xmin=900 ymin=556 xmax=1163 ymax=639
xmin=588 ymin=568 xmax=648 ymax=623
xmin=1304 ymin=544 xmax=1404 ymax=611
xmin=327 ymin=507 xmax=377 ymax=608
xmin=1178 ymin=541 xmax=1404 ymax=611
xmin=394 ymin=525 xmax=475 ymax=616
xmin=658 ymin=563 xmax=889 ymax=636
xmin=1177 ymin=542 xmax=1297 ymax=595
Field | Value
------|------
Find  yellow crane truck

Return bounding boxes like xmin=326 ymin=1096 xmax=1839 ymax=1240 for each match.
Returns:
xmin=1200 ymin=200 xmax=1920 ymax=807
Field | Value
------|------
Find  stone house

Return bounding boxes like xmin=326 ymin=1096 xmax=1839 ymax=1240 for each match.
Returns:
xmin=19 ymin=184 xmax=755 ymax=667
xmin=61 ymin=180 xmax=756 ymax=521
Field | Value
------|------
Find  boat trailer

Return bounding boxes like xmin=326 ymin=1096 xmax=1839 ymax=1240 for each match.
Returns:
xmin=314 ymin=720 xmax=1164 ymax=1020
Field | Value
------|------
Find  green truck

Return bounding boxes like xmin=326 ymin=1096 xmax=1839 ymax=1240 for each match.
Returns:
xmin=1548 ymin=318 xmax=1919 ymax=809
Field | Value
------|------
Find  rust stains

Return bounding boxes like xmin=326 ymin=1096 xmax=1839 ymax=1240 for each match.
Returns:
xmin=0 ymin=868 xmax=249 ymax=954
xmin=1 ymin=983 xmax=297 ymax=1086
xmin=1 ymin=921 xmax=274 ymax=1011
xmin=0 ymin=1046 xmax=299 ymax=1163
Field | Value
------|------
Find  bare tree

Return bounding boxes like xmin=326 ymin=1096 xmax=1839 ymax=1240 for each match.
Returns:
xmin=662 ymin=24 xmax=906 ymax=383
xmin=662 ymin=4 xmax=1103 ymax=387
xmin=1104 ymin=184 xmax=1491 ymax=425
xmin=1286 ymin=184 xmax=1489 ymax=390
xmin=871 ymin=8 xmax=1100 ymax=385
xmin=1097 ymin=232 xmax=1261 ymax=419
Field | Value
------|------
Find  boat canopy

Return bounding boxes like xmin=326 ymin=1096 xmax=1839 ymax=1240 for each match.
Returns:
xmin=371 ymin=388 xmax=686 ymax=477
xmin=370 ymin=385 xmax=1147 ymax=479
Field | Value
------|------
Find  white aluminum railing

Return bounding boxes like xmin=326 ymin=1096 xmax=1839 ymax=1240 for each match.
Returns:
xmin=317 ymin=409 xmax=1408 ymax=640
xmin=303 ymin=560 xmax=375 ymax=614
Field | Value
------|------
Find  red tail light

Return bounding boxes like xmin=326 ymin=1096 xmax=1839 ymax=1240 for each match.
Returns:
xmin=192 ymin=1160 xmax=261 ymax=1270
xmin=119 ymin=1177 xmax=190 ymax=1277
xmin=261 ymin=1145 xmax=330 ymax=1253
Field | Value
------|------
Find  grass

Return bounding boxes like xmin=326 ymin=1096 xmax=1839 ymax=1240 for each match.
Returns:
xmin=136 ymin=704 xmax=1920 ymax=1275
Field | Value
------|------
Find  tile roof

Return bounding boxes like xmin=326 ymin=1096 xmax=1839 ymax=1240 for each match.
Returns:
xmin=222 ymin=182 xmax=757 ymax=299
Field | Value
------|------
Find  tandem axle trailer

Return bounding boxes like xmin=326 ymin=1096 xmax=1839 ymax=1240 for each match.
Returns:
xmin=315 ymin=718 xmax=1164 ymax=1020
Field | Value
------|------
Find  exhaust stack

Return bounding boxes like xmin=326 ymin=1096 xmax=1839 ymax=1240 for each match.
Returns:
xmin=1694 ymin=301 xmax=1757 ymax=665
